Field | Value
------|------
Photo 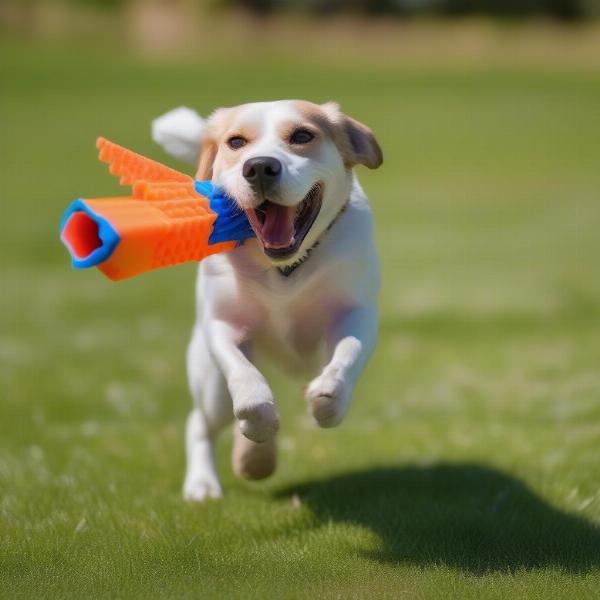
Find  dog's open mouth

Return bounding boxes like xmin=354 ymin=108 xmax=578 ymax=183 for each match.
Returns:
xmin=245 ymin=183 xmax=323 ymax=260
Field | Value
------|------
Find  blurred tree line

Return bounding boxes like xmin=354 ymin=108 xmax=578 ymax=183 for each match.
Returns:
xmin=68 ymin=0 xmax=600 ymax=19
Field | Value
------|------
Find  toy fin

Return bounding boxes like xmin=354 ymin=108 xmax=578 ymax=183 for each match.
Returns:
xmin=132 ymin=181 xmax=199 ymax=202
xmin=96 ymin=137 xmax=192 ymax=186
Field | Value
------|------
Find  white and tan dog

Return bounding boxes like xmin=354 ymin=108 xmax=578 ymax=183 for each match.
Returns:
xmin=152 ymin=100 xmax=382 ymax=501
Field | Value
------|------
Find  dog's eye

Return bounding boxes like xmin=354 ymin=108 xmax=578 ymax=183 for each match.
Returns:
xmin=289 ymin=129 xmax=315 ymax=145
xmin=227 ymin=136 xmax=247 ymax=150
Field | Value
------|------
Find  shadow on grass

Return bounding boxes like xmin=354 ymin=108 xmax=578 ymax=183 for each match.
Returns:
xmin=276 ymin=464 xmax=600 ymax=574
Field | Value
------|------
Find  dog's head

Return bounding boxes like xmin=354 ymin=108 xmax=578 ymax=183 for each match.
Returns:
xmin=153 ymin=100 xmax=382 ymax=265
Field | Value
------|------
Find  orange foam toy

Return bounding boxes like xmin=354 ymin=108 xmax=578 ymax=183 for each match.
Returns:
xmin=60 ymin=138 xmax=246 ymax=281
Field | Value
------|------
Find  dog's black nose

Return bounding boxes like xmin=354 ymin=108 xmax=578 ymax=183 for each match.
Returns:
xmin=242 ymin=156 xmax=282 ymax=184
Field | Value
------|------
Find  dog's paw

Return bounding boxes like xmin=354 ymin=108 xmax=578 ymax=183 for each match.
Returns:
xmin=236 ymin=401 xmax=280 ymax=443
xmin=229 ymin=371 xmax=279 ymax=443
xmin=305 ymin=371 xmax=352 ymax=428
xmin=232 ymin=428 xmax=277 ymax=480
xmin=183 ymin=477 xmax=223 ymax=502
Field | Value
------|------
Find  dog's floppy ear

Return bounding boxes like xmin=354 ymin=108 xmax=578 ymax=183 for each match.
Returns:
xmin=196 ymin=137 xmax=217 ymax=181
xmin=193 ymin=107 xmax=233 ymax=181
xmin=322 ymin=102 xmax=383 ymax=170
xmin=151 ymin=106 xmax=205 ymax=165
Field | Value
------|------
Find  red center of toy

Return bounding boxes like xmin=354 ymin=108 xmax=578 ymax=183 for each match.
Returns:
xmin=62 ymin=212 xmax=103 ymax=259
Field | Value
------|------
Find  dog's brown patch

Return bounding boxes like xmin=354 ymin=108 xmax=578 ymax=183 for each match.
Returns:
xmin=293 ymin=100 xmax=336 ymax=139
xmin=294 ymin=100 xmax=383 ymax=170
xmin=195 ymin=105 xmax=256 ymax=179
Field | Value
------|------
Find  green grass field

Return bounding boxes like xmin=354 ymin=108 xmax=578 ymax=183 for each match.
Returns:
xmin=2 ymin=33 xmax=600 ymax=599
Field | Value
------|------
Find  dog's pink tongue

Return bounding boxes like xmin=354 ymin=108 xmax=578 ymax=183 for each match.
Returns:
xmin=261 ymin=203 xmax=295 ymax=248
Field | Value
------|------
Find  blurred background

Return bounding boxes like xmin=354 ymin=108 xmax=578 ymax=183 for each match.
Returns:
xmin=2 ymin=1 xmax=600 ymax=598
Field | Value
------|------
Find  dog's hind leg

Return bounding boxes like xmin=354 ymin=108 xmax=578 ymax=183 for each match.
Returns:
xmin=232 ymin=427 xmax=276 ymax=480
xmin=184 ymin=327 xmax=233 ymax=502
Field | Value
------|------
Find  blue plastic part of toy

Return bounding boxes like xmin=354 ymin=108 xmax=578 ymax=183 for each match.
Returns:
xmin=195 ymin=181 xmax=255 ymax=246
xmin=59 ymin=199 xmax=121 ymax=269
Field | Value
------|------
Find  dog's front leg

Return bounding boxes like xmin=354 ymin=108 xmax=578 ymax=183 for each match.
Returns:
xmin=208 ymin=319 xmax=279 ymax=443
xmin=305 ymin=306 xmax=378 ymax=428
